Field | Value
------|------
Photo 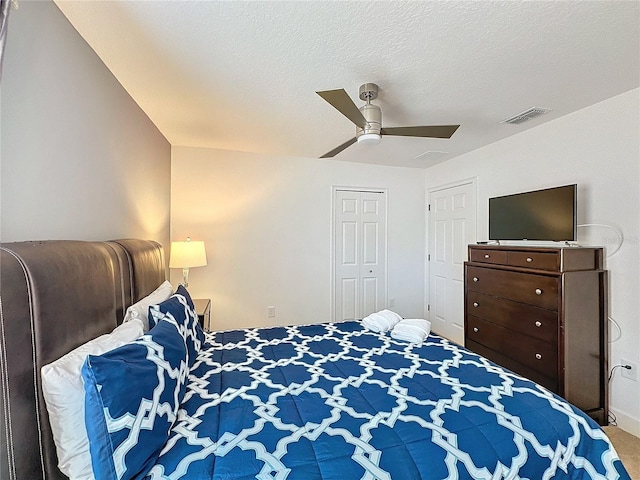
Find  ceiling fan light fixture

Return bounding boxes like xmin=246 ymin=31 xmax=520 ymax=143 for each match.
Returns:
xmin=316 ymin=82 xmax=460 ymax=158
xmin=357 ymin=133 xmax=381 ymax=146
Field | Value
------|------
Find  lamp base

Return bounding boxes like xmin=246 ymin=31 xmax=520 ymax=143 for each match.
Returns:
xmin=182 ymin=267 xmax=190 ymax=288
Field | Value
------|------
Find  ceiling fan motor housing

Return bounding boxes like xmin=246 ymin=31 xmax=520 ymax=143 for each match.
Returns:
xmin=357 ymin=103 xmax=382 ymax=138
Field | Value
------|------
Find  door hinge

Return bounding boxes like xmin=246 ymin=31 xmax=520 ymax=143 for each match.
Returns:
xmin=428 ymin=254 xmax=431 ymax=261
xmin=428 ymin=204 xmax=431 ymax=211
xmin=427 ymin=304 xmax=430 ymax=311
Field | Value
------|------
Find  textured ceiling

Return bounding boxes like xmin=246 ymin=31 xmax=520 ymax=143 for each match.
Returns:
xmin=54 ymin=0 xmax=639 ymax=168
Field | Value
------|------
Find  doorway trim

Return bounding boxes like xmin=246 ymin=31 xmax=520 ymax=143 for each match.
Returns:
xmin=330 ymin=185 xmax=389 ymax=322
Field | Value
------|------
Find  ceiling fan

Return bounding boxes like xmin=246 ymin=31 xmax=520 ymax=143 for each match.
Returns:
xmin=316 ymin=83 xmax=460 ymax=158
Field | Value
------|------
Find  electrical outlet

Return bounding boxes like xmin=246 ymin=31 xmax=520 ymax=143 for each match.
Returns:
xmin=267 ymin=306 xmax=276 ymax=318
xmin=389 ymin=298 xmax=396 ymax=308
xmin=621 ymin=359 xmax=638 ymax=382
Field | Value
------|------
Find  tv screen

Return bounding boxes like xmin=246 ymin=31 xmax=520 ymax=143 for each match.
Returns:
xmin=489 ymin=184 xmax=577 ymax=241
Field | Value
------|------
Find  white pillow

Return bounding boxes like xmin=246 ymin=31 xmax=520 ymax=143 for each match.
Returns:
xmin=123 ymin=280 xmax=173 ymax=331
xmin=41 ymin=318 xmax=145 ymax=480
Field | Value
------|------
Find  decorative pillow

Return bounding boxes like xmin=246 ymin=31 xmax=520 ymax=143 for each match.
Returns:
xmin=148 ymin=285 xmax=204 ymax=366
xmin=81 ymin=320 xmax=189 ymax=480
xmin=41 ymin=318 xmax=145 ymax=480
xmin=122 ymin=280 xmax=173 ymax=331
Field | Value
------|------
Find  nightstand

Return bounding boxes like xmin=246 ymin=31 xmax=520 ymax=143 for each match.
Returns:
xmin=193 ymin=298 xmax=211 ymax=331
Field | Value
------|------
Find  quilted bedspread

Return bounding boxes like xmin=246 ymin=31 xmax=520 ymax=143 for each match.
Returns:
xmin=145 ymin=321 xmax=629 ymax=479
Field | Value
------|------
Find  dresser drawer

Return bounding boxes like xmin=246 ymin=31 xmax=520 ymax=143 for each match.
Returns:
xmin=466 ymin=266 xmax=559 ymax=310
xmin=465 ymin=339 xmax=558 ymax=393
xmin=466 ymin=316 xmax=558 ymax=378
xmin=469 ymin=248 xmax=507 ymax=265
xmin=469 ymin=247 xmax=507 ymax=265
xmin=508 ymin=251 xmax=558 ymax=271
xmin=466 ymin=291 xmax=558 ymax=344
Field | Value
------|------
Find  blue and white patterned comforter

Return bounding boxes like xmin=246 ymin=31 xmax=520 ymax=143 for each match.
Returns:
xmin=145 ymin=321 xmax=629 ymax=479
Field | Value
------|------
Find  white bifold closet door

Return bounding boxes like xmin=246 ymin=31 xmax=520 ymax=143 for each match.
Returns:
xmin=334 ymin=190 xmax=386 ymax=322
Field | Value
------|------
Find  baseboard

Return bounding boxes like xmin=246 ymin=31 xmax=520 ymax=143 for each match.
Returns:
xmin=610 ymin=407 xmax=640 ymax=437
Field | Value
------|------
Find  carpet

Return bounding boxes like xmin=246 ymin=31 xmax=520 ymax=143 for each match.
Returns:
xmin=604 ymin=426 xmax=640 ymax=479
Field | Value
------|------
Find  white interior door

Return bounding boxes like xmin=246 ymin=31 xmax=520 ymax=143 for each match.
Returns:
xmin=428 ymin=181 xmax=476 ymax=343
xmin=334 ymin=190 xmax=386 ymax=321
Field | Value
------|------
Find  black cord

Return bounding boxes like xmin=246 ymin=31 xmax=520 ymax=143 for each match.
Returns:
xmin=608 ymin=410 xmax=618 ymax=426
xmin=608 ymin=364 xmax=631 ymax=383
xmin=606 ymin=365 xmax=631 ymax=426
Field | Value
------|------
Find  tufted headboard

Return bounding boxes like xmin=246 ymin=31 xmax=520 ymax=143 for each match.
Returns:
xmin=0 ymin=239 xmax=165 ymax=480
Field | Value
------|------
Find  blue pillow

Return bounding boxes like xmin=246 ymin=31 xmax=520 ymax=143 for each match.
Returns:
xmin=81 ymin=320 xmax=189 ymax=480
xmin=148 ymin=285 xmax=204 ymax=366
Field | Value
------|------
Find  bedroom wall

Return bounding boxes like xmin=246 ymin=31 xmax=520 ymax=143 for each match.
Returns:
xmin=424 ymin=88 xmax=640 ymax=435
xmin=171 ymin=146 xmax=426 ymax=331
xmin=0 ymin=1 xmax=171 ymax=247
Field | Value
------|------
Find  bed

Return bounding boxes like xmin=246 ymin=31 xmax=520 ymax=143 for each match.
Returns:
xmin=1 ymin=239 xmax=165 ymax=480
xmin=0 ymin=240 xmax=630 ymax=480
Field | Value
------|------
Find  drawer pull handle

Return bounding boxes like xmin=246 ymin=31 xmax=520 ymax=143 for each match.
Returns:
xmin=473 ymin=302 xmax=479 ymax=307
xmin=535 ymin=321 xmax=542 ymax=327
xmin=484 ymin=254 xmax=490 ymax=259
xmin=535 ymin=288 xmax=543 ymax=295
xmin=473 ymin=277 xmax=479 ymax=282
xmin=535 ymin=353 xmax=542 ymax=360
xmin=473 ymin=327 xmax=479 ymax=333
xmin=526 ymin=257 xmax=533 ymax=263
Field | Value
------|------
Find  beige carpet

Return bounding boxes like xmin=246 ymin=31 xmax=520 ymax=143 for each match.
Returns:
xmin=603 ymin=426 xmax=640 ymax=479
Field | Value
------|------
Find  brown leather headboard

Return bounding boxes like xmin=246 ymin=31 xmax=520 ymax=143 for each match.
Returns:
xmin=0 ymin=239 xmax=165 ymax=480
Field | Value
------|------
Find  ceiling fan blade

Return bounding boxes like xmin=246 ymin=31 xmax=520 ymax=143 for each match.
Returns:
xmin=320 ymin=137 xmax=357 ymax=158
xmin=381 ymin=125 xmax=460 ymax=139
xmin=316 ymin=89 xmax=368 ymax=128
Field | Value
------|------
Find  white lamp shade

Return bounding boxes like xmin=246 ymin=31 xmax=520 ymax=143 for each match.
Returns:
xmin=169 ymin=240 xmax=207 ymax=268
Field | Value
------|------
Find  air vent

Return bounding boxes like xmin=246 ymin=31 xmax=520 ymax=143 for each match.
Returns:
xmin=414 ymin=150 xmax=448 ymax=161
xmin=500 ymin=107 xmax=551 ymax=125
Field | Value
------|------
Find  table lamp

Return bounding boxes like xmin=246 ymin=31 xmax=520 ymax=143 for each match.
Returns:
xmin=169 ymin=237 xmax=207 ymax=288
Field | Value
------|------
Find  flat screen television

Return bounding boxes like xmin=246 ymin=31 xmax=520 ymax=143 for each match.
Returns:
xmin=489 ymin=184 xmax=577 ymax=241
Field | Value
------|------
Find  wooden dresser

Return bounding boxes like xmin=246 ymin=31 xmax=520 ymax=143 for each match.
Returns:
xmin=464 ymin=244 xmax=607 ymax=424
